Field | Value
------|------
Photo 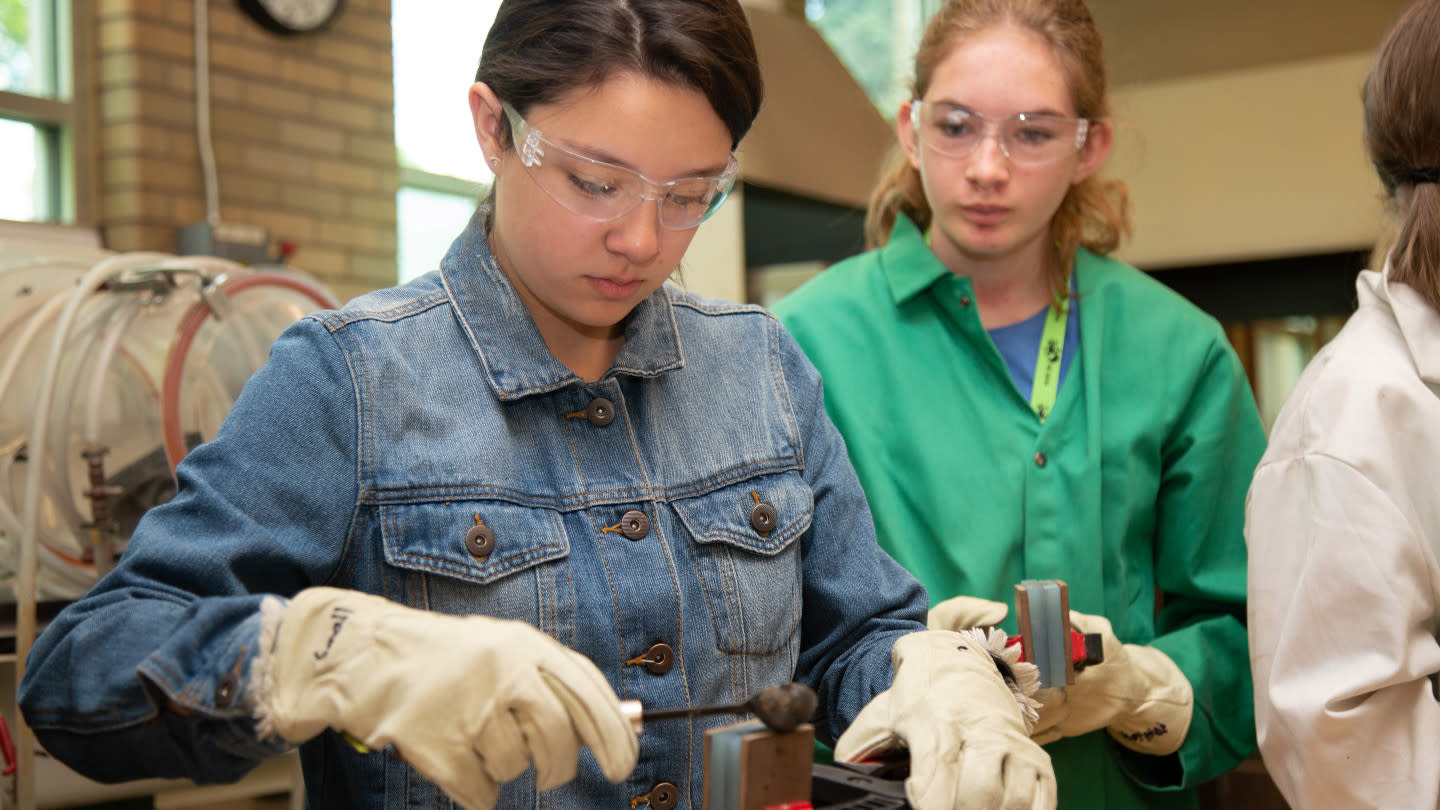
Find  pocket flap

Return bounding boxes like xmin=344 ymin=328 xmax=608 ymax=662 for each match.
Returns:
xmin=672 ymin=474 xmax=813 ymax=556
xmin=381 ymin=499 xmax=569 ymax=585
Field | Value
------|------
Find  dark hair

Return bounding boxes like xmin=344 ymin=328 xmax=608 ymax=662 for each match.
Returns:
xmin=476 ymin=0 xmax=763 ymax=151
xmin=1365 ymin=0 xmax=1440 ymax=309
xmin=866 ymin=0 xmax=1129 ymax=301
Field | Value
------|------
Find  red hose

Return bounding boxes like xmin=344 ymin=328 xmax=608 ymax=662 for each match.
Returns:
xmin=161 ymin=273 xmax=338 ymax=474
xmin=0 ymin=712 xmax=16 ymax=775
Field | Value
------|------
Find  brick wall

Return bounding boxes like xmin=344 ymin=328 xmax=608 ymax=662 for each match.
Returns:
xmin=94 ymin=0 xmax=397 ymax=303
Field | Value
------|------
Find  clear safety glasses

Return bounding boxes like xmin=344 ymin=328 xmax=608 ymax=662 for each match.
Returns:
xmin=910 ymin=101 xmax=1089 ymax=166
xmin=502 ymin=102 xmax=739 ymax=230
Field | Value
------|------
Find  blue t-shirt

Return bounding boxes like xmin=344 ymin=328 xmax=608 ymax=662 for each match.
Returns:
xmin=987 ymin=301 xmax=1079 ymax=399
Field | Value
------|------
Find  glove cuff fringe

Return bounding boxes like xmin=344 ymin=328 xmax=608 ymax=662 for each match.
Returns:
xmin=251 ymin=594 xmax=286 ymax=740
xmin=959 ymin=627 xmax=1043 ymax=732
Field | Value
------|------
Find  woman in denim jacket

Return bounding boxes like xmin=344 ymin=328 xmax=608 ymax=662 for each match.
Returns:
xmin=20 ymin=1 xmax=1055 ymax=808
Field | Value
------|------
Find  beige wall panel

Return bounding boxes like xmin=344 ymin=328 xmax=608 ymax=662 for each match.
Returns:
xmin=741 ymin=7 xmax=894 ymax=209
xmin=1110 ymin=52 xmax=1388 ymax=269
xmin=677 ymin=185 xmax=747 ymax=303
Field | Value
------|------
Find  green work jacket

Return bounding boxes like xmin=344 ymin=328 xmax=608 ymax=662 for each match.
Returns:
xmin=773 ymin=214 xmax=1265 ymax=810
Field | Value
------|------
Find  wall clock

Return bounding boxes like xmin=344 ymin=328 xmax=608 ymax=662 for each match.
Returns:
xmin=237 ymin=0 xmax=346 ymax=35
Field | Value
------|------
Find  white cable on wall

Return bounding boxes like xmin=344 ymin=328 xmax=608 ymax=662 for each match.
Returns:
xmin=195 ymin=0 xmax=221 ymax=226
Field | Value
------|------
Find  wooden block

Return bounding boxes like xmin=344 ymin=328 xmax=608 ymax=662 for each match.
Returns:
xmin=703 ymin=719 xmax=814 ymax=810
xmin=1015 ymin=581 xmax=1035 ymax=668
xmin=1055 ymin=579 xmax=1075 ymax=685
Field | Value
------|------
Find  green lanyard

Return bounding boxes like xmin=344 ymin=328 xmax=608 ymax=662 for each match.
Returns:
xmin=924 ymin=228 xmax=1067 ymax=422
xmin=1031 ymin=301 xmax=1067 ymax=422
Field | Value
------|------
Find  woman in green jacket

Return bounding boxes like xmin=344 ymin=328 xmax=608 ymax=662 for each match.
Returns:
xmin=773 ymin=0 xmax=1265 ymax=807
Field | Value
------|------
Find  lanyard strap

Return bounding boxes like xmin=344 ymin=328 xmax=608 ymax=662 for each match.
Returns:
xmin=922 ymin=228 xmax=1068 ymax=421
xmin=1030 ymin=301 xmax=1067 ymax=422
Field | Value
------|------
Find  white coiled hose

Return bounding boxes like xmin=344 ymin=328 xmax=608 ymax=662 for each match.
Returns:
xmin=0 ymin=247 xmax=338 ymax=809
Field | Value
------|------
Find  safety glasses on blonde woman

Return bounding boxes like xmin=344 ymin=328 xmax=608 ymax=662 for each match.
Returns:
xmin=910 ymin=101 xmax=1089 ymax=166
xmin=503 ymin=102 xmax=739 ymax=230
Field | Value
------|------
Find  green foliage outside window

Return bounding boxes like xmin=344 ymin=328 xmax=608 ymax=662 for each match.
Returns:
xmin=1 ymin=0 xmax=32 ymax=94
xmin=806 ymin=0 xmax=938 ymax=119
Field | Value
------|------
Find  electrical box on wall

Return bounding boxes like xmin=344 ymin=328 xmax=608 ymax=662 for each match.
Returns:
xmin=176 ymin=221 xmax=272 ymax=265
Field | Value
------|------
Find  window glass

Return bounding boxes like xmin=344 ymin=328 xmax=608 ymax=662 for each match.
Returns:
xmin=397 ymin=186 xmax=482 ymax=283
xmin=392 ymin=2 xmax=500 ymax=183
xmin=805 ymin=0 xmax=937 ymax=118
xmin=0 ymin=117 xmax=46 ymax=221
xmin=1 ymin=0 xmax=60 ymax=98
xmin=2 ymin=0 xmax=72 ymax=223
xmin=392 ymin=2 xmax=502 ymax=284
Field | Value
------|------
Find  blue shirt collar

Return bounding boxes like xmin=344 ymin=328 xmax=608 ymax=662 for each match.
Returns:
xmin=439 ymin=207 xmax=684 ymax=400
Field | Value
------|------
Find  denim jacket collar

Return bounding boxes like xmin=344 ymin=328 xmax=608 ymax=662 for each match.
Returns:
xmin=439 ymin=207 xmax=685 ymax=401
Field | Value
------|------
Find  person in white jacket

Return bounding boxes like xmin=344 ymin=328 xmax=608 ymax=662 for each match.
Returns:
xmin=1246 ymin=2 xmax=1440 ymax=808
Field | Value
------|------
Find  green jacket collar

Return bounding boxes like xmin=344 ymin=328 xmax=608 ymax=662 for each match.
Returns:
xmin=879 ymin=213 xmax=954 ymax=305
xmin=880 ymin=212 xmax=1119 ymax=305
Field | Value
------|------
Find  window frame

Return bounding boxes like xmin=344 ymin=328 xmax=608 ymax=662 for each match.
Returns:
xmin=0 ymin=0 xmax=95 ymax=226
xmin=395 ymin=165 xmax=487 ymax=282
xmin=400 ymin=164 xmax=486 ymax=201
xmin=390 ymin=0 xmax=501 ymax=284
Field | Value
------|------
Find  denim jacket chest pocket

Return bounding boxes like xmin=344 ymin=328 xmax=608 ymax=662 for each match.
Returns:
xmin=379 ymin=498 xmax=572 ymax=628
xmin=673 ymin=473 xmax=812 ymax=656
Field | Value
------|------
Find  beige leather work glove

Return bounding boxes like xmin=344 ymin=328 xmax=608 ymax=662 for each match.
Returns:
xmin=928 ymin=594 xmax=1010 ymax=632
xmin=251 ymin=587 xmax=638 ymax=810
xmin=1030 ymin=611 xmax=1192 ymax=756
xmin=834 ymin=629 xmax=1055 ymax=810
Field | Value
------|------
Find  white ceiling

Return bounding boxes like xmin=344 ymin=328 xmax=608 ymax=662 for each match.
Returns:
xmin=1088 ymin=0 xmax=1411 ymax=86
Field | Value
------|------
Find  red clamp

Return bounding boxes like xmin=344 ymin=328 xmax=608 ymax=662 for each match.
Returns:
xmin=1006 ymin=630 xmax=1103 ymax=671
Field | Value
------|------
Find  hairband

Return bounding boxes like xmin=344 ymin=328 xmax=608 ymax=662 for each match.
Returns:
xmin=1405 ymin=166 xmax=1439 ymax=184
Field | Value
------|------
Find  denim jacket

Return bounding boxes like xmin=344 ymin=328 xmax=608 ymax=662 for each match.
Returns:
xmin=20 ymin=210 xmax=928 ymax=809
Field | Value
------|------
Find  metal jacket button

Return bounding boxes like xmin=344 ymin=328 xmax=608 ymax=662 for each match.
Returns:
xmin=640 ymin=642 xmax=675 ymax=675
xmin=214 ymin=673 xmax=239 ymax=708
xmin=1034 ymin=451 xmax=1047 ymax=468
xmin=647 ymin=782 xmax=679 ymax=810
xmin=620 ymin=510 xmax=650 ymax=540
xmin=960 ymin=294 xmax=972 ymax=307
xmin=586 ymin=397 xmax=615 ymax=426
xmin=750 ymin=502 xmax=777 ymax=535
xmin=464 ymin=523 xmax=495 ymax=559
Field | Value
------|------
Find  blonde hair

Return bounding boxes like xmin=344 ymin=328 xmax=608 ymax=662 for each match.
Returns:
xmin=866 ymin=0 xmax=1130 ymax=301
xmin=1364 ymin=0 xmax=1440 ymax=309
